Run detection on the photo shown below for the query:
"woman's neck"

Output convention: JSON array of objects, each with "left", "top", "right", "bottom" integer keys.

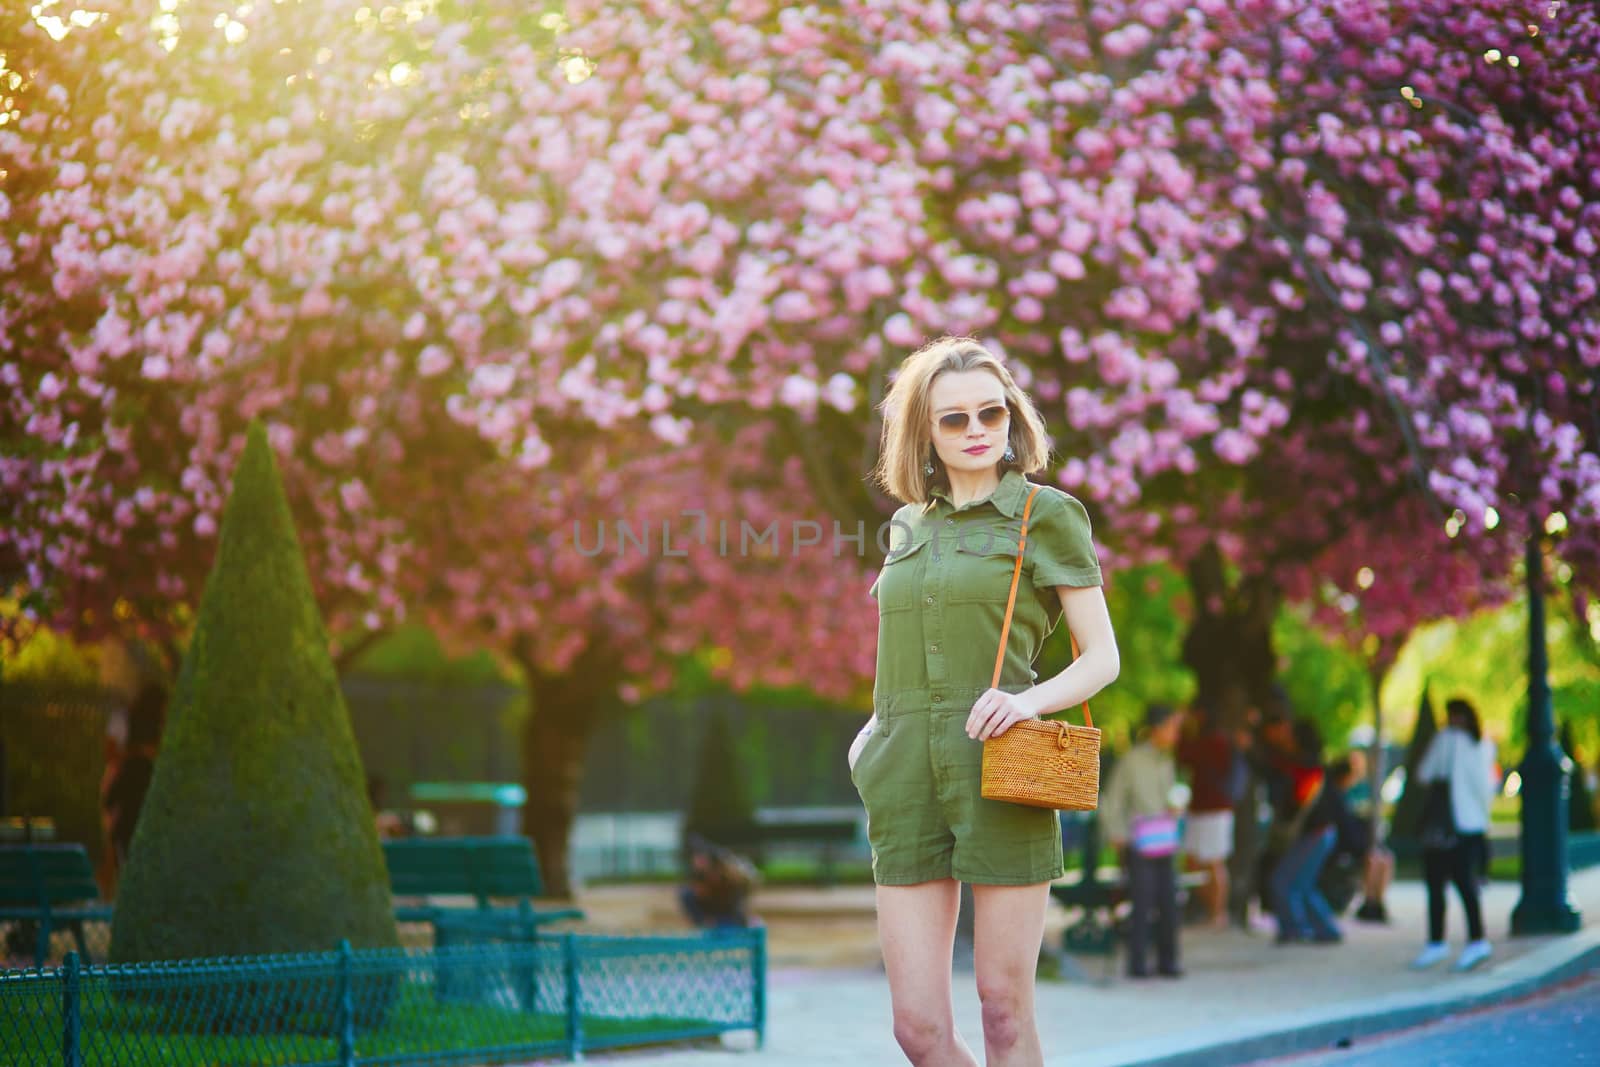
[{"left": 944, "top": 467, "right": 1001, "bottom": 509}]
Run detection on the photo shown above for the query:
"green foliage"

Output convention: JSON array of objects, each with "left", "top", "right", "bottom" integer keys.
[
  {"left": 1040, "top": 563, "right": 1194, "bottom": 751},
  {"left": 344, "top": 624, "right": 511, "bottom": 687},
  {"left": 1274, "top": 603, "right": 1374, "bottom": 751},
  {"left": 110, "top": 423, "right": 399, "bottom": 960},
  {"left": 1563, "top": 721, "right": 1597, "bottom": 832},
  {"left": 682, "top": 708, "right": 755, "bottom": 847},
  {"left": 0, "top": 682, "right": 112, "bottom": 864},
  {"left": 1385, "top": 594, "right": 1600, "bottom": 764},
  {"left": 0, "top": 613, "right": 103, "bottom": 685},
  {"left": 1037, "top": 562, "right": 1376, "bottom": 753},
  {"left": 0, "top": 614, "right": 116, "bottom": 864}
]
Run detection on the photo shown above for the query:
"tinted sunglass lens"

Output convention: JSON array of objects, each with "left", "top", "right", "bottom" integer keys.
[{"left": 938, "top": 407, "right": 1008, "bottom": 433}]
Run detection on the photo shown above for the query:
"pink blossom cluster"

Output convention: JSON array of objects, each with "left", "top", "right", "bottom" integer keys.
[
  {"left": 1087, "top": 0, "right": 1599, "bottom": 630},
  {"left": 2, "top": 0, "right": 1596, "bottom": 689},
  {"left": 401, "top": 419, "right": 878, "bottom": 703}
]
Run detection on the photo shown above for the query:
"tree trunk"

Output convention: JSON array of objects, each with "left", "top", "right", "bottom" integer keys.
[
  {"left": 519, "top": 647, "right": 614, "bottom": 900},
  {"left": 1180, "top": 542, "right": 1279, "bottom": 730},
  {"left": 1180, "top": 542, "right": 1281, "bottom": 926}
]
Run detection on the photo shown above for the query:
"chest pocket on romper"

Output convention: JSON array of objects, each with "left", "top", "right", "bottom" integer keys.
[
  {"left": 871, "top": 536, "right": 931, "bottom": 614},
  {"left": 947, "top": 527, "right": 1022, "bottom": 604}
]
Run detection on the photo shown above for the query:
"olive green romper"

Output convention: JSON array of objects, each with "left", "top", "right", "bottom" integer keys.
[{"left": 851, "top": 469, "right": 1104, "bottom": 886}]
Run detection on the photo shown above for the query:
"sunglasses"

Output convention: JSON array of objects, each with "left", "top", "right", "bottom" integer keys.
[{"left": 936, "top": 404, "right": 1009, "bottom": 435}]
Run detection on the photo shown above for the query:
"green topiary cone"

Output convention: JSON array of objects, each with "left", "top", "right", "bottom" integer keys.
[{"left": 110, "top": 421, "right": 398, "bottom": 961}]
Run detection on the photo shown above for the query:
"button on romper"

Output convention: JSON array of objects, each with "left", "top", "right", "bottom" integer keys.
[{"left": 851, "top": 469, "right": 1104, "bottom": 886}]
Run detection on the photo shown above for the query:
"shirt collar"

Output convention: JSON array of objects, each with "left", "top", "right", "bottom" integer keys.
[{"left": 921, "top": 468, "right": 1030, "bottom": 519}]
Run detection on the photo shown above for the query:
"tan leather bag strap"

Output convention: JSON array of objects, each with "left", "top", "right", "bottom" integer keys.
[{"left": 990, "top": 485, "right": 1094, "bottom": 729}]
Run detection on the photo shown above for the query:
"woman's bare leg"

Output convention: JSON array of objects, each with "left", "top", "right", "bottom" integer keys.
[
  {"left": 877, "top": 879, "right": 980, "bottom": 1067},
  {"left": 1206, "top": 859, "right": 1230, "bottom": 927},
  {"left": 972, "top": 881, "right": 1051, "bottom": 1067}
]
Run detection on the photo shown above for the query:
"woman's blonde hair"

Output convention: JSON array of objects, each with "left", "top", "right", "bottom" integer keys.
[{"left": 872, "top": 336, "right": 1052, "bottom": 504}]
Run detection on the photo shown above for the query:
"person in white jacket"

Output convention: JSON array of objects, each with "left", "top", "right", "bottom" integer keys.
[{"left": 1410, "top": 698, "right": 1497, "bottom": 972}]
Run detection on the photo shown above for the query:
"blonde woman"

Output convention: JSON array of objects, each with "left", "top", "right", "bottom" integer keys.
[{"left": 849, "top": 337, "right": 1119, "bottom": 1067}]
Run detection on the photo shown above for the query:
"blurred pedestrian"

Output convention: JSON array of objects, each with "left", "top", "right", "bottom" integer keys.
[
  {"left": 1177, "top": 700, "right": 1239, "bottom": 929},
  {"left": 1102, "top": 703, "right": 1185, "bottom": 978},
  {"left": 1247, "top": 707, "right": 1298, "bottom": 921},
  {"left": 1338, "top": 748, "right": 1396, "bottom": 923},
  {"left": 102, "top": 682, "right": 167, "bottom": 873},
  {"left": 1316, "top": 753, "right": 1388, "bottom": 917},
  {"left": 679, "top": 833, "right": 759, "bottom": 930},
  {"left": 1267, "top": 717, "right": 1341, "bottom": 945},
  {"left": 1410, "top": 698, "right": 1496, "bottom": 972},
  {"left": 367, "top": 775, "right": 407, "bottom": 839},
  {"left": 96, "top": 707, "right": 129, "bottom": 897}
]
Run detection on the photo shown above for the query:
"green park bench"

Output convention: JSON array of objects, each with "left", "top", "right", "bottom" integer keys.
[
  {"left": 1050, "top": 812, "right": 1124, "bottom": 959},
  {"left": 383, "top": 836, "right": 585, "bottom": 1008},
  {"left": 704, "top": 816, "right": 861, "bottom": 885},
  {"left": 382, "top": 835, "right": 584, "bottom": 933},
  {"left": 0, "top": 843, "right": 114, "bottom": 967}
]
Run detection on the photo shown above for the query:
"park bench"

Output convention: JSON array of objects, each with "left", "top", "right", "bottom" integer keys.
[
  {"left": 1050, "top": 812, "right": 1124, "bottom": 962},
  {"left": 382, "top": 835, "right": 584, "bottom": 936},
  {"left": 384, "top": 836, "right": 588, "bottom": 1008},
  {"left": 704, "top": 815, "right": 860, "bottom": 885},
  {"left": 0, "top": 843, "right": 114, "bottom": 967}
]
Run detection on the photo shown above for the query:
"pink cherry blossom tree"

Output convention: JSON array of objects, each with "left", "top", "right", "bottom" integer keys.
[
  {"left": 0, "top": 3, "right": 881, "bottom": 891},
  {"left": 1163, "top": 0, "right": 1599, "bottom": 716},
  {"left": 6, "top": 0, "right": 1598, "bottom": 887}
]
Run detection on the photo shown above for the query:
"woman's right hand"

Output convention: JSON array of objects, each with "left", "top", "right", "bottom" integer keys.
[{"left": 847, "top": 717, "right": 876, "bottom": 772}]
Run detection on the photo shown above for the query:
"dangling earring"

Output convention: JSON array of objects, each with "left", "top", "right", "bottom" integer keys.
[
  {"left": 923, "top": 459, "right": 936, "bottom": 476},
  {"left": 1002, "top": 442, "right": 1016, "bottom": 463}
]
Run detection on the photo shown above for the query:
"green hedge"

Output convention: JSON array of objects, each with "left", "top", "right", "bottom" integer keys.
[{"left": 110, "top": 423, "right": 398, "bottom": 961}]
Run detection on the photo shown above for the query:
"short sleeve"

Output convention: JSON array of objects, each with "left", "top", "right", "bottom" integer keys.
[
  {"left": 1028, "top": 492, "right": 1103, "bottom": 589},
  {"left": 869, "top": 505, "right": 915, "bottom": 601}
]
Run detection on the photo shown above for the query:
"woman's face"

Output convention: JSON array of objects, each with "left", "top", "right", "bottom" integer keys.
[{"left": 927, "top": 370, "right": 1011, "bottom": 477}]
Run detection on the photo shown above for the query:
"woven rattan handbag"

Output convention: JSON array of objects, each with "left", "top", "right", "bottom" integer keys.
[{"left": 978, "top": 485, "right": 1103, "bottom": 811}]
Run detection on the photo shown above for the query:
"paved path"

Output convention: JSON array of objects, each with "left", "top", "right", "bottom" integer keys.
[
  {"left": 1259, "top": 974, "right": 1600, "bottom": 1066},
  {"left": 572, "top": 866, "right": 1600, "bottom": 1066}
]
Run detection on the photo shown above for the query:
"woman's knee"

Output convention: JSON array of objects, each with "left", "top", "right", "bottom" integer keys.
[
  {"left": 891, "top": 1008, "right": 957, "bottom": 1063},
  {"left": 975, "top": 972, "right": 1032, "bottom": 1049}
]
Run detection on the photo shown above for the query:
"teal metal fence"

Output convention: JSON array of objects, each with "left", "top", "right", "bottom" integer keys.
[{"left": 0, "top": 929, "right": 765, "bottom": 1066}]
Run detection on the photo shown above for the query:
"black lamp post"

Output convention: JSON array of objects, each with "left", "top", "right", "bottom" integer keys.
[{"left": 1510, "top": 518, "right": 1581, "bottom": 935}]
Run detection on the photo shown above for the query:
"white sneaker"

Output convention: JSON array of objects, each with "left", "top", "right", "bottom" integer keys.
[
  {"left": 1454, "top": 940, "right": 1492, "bottom": 972},
  {"left": 1410, "top": 942, "right": 1449, "bottom": 969}
]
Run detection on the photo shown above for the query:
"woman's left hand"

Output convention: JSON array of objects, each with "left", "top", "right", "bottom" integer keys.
[{"left": 965, "top": 688, "right": 1036, "bottom": 741}]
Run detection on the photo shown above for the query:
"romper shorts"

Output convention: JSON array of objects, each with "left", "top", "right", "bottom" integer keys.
[{"left": 850, "top": 684, "right": 1064, "bottom": 886}]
